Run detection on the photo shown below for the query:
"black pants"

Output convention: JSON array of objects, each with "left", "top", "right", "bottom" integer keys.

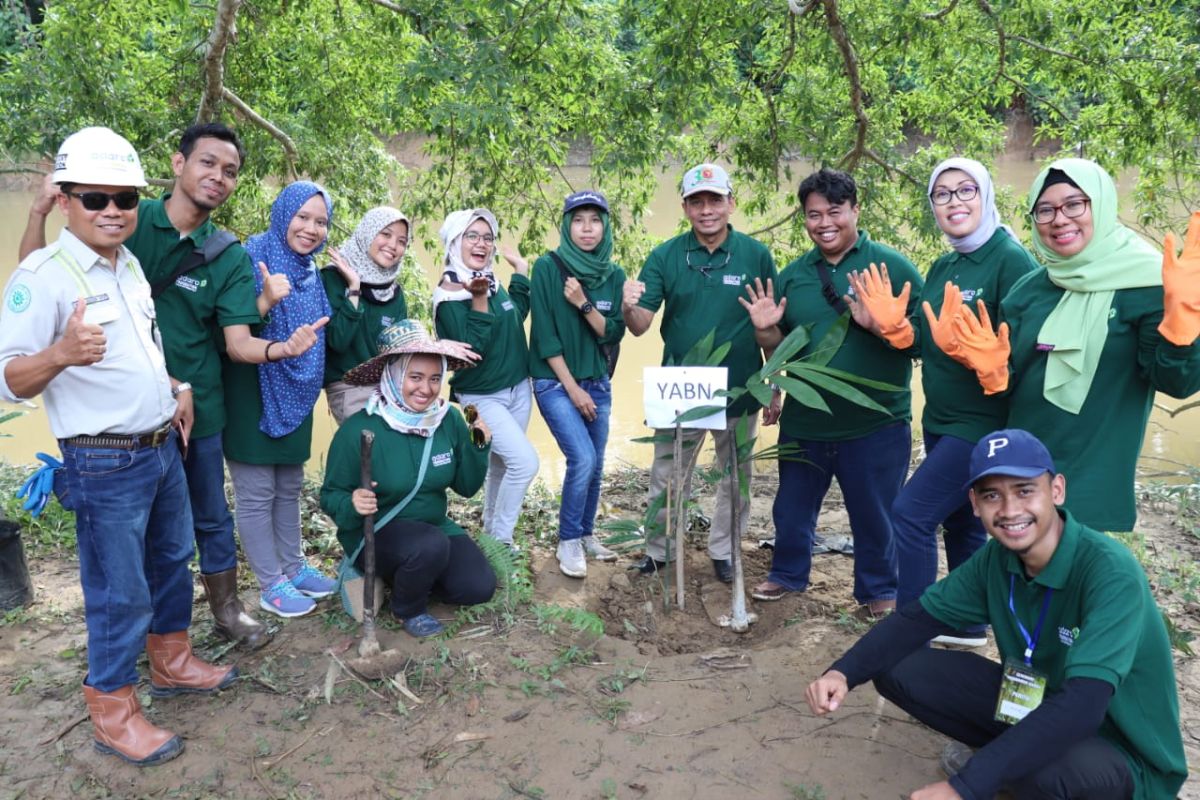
[
  {"left": 873, "top": 648, "right": 1134, "bottom": 799},
  {"left": 355, "top": 520, "right": 496, "bottom": 619}
]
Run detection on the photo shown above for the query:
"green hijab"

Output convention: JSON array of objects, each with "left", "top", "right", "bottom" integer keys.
[
  {"left": 1029, "top": 158, "right": 1162, "bottom": 413},
  {"left": 555, "top": 206, "right": 615, "bottom": 289}
]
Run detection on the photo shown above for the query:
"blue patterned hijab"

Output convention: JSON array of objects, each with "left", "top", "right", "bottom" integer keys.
[{"left": 246, "top": 181, "right": 334, "bottom": 438}]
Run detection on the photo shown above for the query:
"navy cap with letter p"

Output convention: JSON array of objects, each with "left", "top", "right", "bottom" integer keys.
[
  {"left": 563, "top": 190, "right": 610, "bottom": 215},
  {"left": 965, "top": 428, "right": 1056, "bottom": 489}
]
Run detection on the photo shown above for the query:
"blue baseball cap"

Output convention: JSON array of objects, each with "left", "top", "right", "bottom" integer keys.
[
  {"left": 965, "top": 429, "right": 1056, "bottom": 489},
  {"left": 563, "top": 190, "right": 609, "bottom": 215}
]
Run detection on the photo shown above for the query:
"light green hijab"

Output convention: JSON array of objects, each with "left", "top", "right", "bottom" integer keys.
[
  {"left": 1029, "top": 158, "right": 1162, "bottom": 413},
  {"left": 556, "top": 206, "right": 615, "bottom": 289}
]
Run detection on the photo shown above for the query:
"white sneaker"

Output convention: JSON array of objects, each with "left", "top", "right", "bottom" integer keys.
[
  {"left": 556, "top": 539, "right": 587, "bottom": 578},
  {"left": 581, "top": 535, "right": 618, "bottom": 562}
]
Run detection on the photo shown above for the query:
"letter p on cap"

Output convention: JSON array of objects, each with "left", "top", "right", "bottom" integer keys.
[{"left": 986, "top": 436, "right": 1009, "bottom": 459}]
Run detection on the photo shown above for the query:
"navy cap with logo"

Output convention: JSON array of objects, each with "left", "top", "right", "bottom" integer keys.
[
  {"left": 563, "top": 190, "right": 609, "bottom": 215},
  {"left": 965, "top": 429, "right": 1057, "bottom": 489}
]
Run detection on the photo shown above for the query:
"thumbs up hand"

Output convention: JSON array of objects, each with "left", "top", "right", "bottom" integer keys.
[
  {"left": 56, "top": 298, "right": 107, "bottom": 366},
  {"left": 258, "top": 262, "right": 291, "bottom": 311}
]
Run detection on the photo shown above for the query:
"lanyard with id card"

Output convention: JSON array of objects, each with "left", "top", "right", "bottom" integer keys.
[{"left": 994, "top": 574, "right": 1053, "bottom": 725}]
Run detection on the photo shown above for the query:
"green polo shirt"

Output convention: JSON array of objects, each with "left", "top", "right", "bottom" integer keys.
[
  {"left": 319, "top": 407, "right": 490, "bottom": 555},
  {"left": 775, "top": 231, "right": 922, "bottom": 440},
  {"left": 528, "top": 255, "right": 626, "bottom": 380},
  {"left": 220, "top": 358, "right": 313, "bottom": 465},
  {"left": 916, "top": 229, "right": 1039, "bottom": 442},
  {"left": 435, "top": 276, "right": 531, "bottom": 396},
  {"left": 636, "top": 226, "right": 776, "bottom": 417},
  {"left": 1001, "top": 271, "right": 1200, "bottom": 531},
  {"left": 320, "top": 268, "right": 408, "bottom": 385},
  {"left": 921, "top": 511, "right": 1186, "bottom": 800},
  {"left": 125, "top": 196, "right": 261, "bottom": 440}
]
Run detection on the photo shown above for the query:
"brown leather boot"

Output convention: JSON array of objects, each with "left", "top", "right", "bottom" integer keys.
[
  {"left": 83, "top": 684, "right": 182, "bottom": 766},
  {"left": 199, "top": 568, "right": 270, "bottom": 650},
  {"left": 146, "top": 631, "right": 238, "bottom": 697}
]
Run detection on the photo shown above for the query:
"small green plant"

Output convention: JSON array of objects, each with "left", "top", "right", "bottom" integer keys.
[{"left": 784, "top": 781, "right": 826, "bottom": 800}]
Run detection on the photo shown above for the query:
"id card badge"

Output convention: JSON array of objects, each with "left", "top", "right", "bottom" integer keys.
[
  {"left": 83, "top": 294, "right": 120, "bottom": 326},
  {"left": 994, "top": 656, "right": 1047, "bottom": 725}
]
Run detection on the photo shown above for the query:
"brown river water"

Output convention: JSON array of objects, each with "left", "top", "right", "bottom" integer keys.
[{"left": 1, "top": 153, "right": 1197, "bottom": 485}]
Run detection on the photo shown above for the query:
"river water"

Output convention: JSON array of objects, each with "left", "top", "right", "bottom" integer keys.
[{"left": 1, "top": 154, "right": 1197, "bottom": 484}]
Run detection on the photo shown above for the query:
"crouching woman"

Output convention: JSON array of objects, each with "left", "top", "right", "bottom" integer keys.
[{"left": 319, "top": 320, "right": 495, "bottom": 638}]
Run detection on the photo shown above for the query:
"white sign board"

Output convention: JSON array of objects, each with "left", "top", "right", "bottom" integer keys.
[{"left": 642, "top": 366, "right": 728, "bottom": 430}]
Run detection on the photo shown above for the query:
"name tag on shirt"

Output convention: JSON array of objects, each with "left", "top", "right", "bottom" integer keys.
[
  {"left": 994, "top": 657, "right": 1047, "bottom": 725},
  {"left": 596, "top": 300, "right": 613, "bottom": 312},
  {"left": 722, "top": 275, "right": 742, "bottom": 287},
  {"left": 83, "top": 295, "right": 120, "bottom": 326},
  {"left": 501, "top": 300, "right": 515, "bottom": 312},
  {"left": 432, "top": 451, "right": 453, "bottom": 467}
]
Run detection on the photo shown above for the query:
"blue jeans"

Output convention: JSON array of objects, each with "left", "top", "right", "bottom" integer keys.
[
  {"left": 55, "top": 432, "right": 195, "bottom": 692},
  {"left": 184, "top": 432, "right": 238, "bottom": 575},
  {"left": 769, "top": 423, "right": 910, "bottom": 603},
  {"left": 893, "top": 432, "right": 987, "bottom": 608},
  {"left": 533, "top": 377, "right": 612, "bottom": 541}
]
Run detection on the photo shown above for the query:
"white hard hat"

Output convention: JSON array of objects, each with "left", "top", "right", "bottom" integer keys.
[{"left": 53, "top": 127, "right": 147, "bottom": 188}]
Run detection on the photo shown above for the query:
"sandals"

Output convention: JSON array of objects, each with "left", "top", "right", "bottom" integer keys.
[
  {"left": 751, "top": 581, "right": 793, "bottom": 601},
  {"left": 403, "top": 613, "right": 445, "bottom": 638}
]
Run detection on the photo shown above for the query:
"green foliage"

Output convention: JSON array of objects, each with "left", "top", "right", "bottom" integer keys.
[{"left": 0, "top": 461, "right": 75, "bottom": 554}]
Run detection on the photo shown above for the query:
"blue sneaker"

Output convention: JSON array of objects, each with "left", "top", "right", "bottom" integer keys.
[
  {"left": 259, "top": 577, "right": 316, "bottom": 618},
  {"left": 289, "top": 564, "right": 337, "bottom": 599},
  {"left": 403, "top": 613, "right": 444, "bottom": 638}
]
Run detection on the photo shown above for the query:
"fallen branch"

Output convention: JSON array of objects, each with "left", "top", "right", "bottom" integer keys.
[
  {"left": 258, "top": 724, "right": 337, "bottom": 769},
  {"left": 39, "top": 712, "right": 88, "bottom": 746}
]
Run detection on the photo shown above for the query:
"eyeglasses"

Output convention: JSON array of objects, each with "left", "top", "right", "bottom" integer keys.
[
  {"left": 929, "top": 185, "right": 979, "bottom": 206},
  {"left": 685, "top": 247, "right": 732, "bottom": 278},
  {"left": 463, "top": 232, "right": 495, "bottom": 246},
  {"left": 1031, "top": 197, "right": 1091, "bottom": 225},
  {"left": 463, "top": 404, "right": 486, "bottom": 447},
  {"left": 66, "top": 190, "right": 140, "bottom": 211}
]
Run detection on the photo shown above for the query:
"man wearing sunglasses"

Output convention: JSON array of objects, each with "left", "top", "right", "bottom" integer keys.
[
  {"left": 20, "top": 123, "right": 326, "bottom": 651},
  {"left": 623, "top": 162, "right": 778, "bottom": 584},
  {"left": 0, "top": 127, "right": 237, "bottom": 766}
]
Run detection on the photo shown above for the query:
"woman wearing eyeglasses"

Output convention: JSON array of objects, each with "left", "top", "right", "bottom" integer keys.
[
  {"left": 433, "top": 209, "right": 538, "bottom": 550},
  {"left": 847, "top": 158, "right": 1038, "bottom": 643},
  {"left": 319, "top": 320, "right": 493, "bottom": 638},
  {"left": 938, "top": 158, "right": 1200, "bottom": 533},
  {"left": 222, "top": 181, "right": 337, "bottom": 618},
  {"left": 321, "top": 207, "right": 413, "bottom": 424}
]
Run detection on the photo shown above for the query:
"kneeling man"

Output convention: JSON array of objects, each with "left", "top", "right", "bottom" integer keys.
[{"left": 805, "top": 429, "right": 1186, "bottom": 799}]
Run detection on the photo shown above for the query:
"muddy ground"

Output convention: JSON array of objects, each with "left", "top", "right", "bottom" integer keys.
[{"left": 1, "top": 466, "right": 1197, "bottom": 800}]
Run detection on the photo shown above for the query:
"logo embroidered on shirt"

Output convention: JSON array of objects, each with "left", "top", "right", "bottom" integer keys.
[
  {"left": 432, "top": 451, "right": 453, "bottom": 467},
  {"left": 722, "top": 274, "right": 742, "bottom": 286},
  {"left": 175, "top": 276, "right": 202, "bottom": 292},
  {"left": 381, "top": 316, "right": 394, "bottom": 328},
  {"left": 961, "top": 288, "right": 983, "bottom": 303},
  {"left": 502, "top": 300, "right": 515, "bottom": 311},
  {"left": 6, "top": 283, "right": 32, "bottom": 313},
  {"left": 1057, "top": 626, "right": 1079, "bottom": 647},
  {"left": 596, "top": 300, "right": 613, "bottom": 312}
]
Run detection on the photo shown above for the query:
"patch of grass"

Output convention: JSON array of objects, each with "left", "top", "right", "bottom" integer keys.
[
  {"left": 784, "top": 782, "right": 826, "bottom": 800},
  {"left": 0, "top": 461, "right": 77, "bottom": 556}
]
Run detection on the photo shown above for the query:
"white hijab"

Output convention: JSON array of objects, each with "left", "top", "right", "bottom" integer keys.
[
  {"left": 927, "top": 157, "right": 1015, "bottom": 253},
  {"left": 430, "top": 208, "right": 499, "bottom": 320}
]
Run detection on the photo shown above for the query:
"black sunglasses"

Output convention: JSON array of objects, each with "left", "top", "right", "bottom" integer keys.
[
  {"left": 66, "top": 190, "right": 140, "bottom": 211},
  {"left": 462, "top": 404, "right": 487, "bottom": 447}
]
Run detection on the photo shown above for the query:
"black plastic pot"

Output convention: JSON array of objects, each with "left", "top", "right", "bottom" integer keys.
[{"left": 0, "top": 518, "right": 33, "bottom": 610}]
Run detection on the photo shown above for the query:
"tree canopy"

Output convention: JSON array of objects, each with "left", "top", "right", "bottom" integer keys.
[{"left": 2, "top": 0, "right": 1198, "bottom": 268}]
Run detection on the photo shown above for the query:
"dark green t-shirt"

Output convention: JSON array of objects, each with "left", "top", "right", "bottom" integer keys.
[
  {"left": 921, "top": 511, "right": 1187, "bottom": 800},
  {"left": 917, "top": 230, "right": 1039, "bottom": 442},
  {"left": 320, "top": 267, "right": 408, "bottom": 385},
  {"left": 527, "top": 255, "right": 626, "bottom": 381},
  {"left": 435, "top": 276, "right": 531, "bottom": 396},
  {"left": 1001, "top": 271, "right": 1200, "bottom": 531},
  {"left": 636, "top": 226, "right": 776, "bottom": 417},
  {"left": 319, "top": 407, "right": 490, "bottom": 555},
  {"left": 220, "top": 356, "right": 313, "bottom": 465},
  {"left": 125, "top": 196, "right": 261, "bottom": 440},
  {"left": 776, "top": 231, "right": 922, "bottom": 441}
]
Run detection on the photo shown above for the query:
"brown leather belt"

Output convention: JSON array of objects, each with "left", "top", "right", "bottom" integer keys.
[{"left": 63, "top": 423, "right": 173, "bottom": 450}]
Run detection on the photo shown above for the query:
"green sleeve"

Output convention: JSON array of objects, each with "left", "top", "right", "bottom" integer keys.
[
  {"left": 447, "top": 409, "right": 490, "bottom": 498},
  {"left": 214, "top": 249, "right": 262, "bottom": 327},
  {"left": 322, "top": 268, "right": 366, "bottom": 353},
  {"left": 436, "top": 298, "right": 496, "bottom": 356},
  {"left": 1062, "top": 554, "right": 1146, "bottom": 688},
  {"left": 897, "top": 257, "right": 925, "bottom": 357},
  {"left": 529, "top": 257, "right": 565, "bottom": 361},
  {"left": 599, "top": 268, "right": 627, "bottom": 345},
  {"left": 919, "top": 544, "right": 993, "bottom": 630},
  {"left": 1136, "top": 293, "right": 1200, "bottom": 399},
  {"left": 508, "top": 273, "right": 532, "bottom": 320},
  {"left": 636, "top": 247, "right": 666, "bottom": 313},
  {"left": 319, "top": 419, "right": 365, "bottom": 536}
]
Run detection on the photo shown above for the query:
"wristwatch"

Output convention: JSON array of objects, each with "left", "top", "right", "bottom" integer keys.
[
  {"left": 172, "top": 382, "right": 193, "bottom": 397},
  {"left": 579, "top": 301, "right": 594, "bottom": 314},
  {"left": 347, "top": 289, "right": 361, "bottom": 298}
]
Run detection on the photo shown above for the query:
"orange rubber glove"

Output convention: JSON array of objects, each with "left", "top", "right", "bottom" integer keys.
[
  {"left": 921, "top": 282, "right": 969, "bottom": 365},
  {"left": 953, "top": 300, "right": 1010, "bottom": 395},
  {"left": 853, "top": 262, "right": 913, "bottom": 349},
  {"left": 1159, "top": 211, "right": 1200, "bottom": 346}
]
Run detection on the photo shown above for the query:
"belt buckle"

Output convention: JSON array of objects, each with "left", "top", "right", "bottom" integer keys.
[{"left": 149, "top": 425, "right": 171, "bottom": 447}]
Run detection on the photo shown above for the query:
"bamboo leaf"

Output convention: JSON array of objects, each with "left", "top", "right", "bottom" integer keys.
[{"left": 772, "top": 375, "right": 831, "bottom": 415}]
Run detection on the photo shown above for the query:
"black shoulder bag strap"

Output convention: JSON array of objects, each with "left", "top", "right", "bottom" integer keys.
[
  {"left": 150, "top": 230, "right": 239, "bottom": 298},
  {"left": 814, "top": 261, "right": 850, "bottom": 316},
  {"left": 547, "top": 251, "right": 620, "bottom": 378}
]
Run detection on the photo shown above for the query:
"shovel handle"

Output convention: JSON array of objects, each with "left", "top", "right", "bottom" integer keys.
[{"left": 359, "top": 430, "right": 377, "bottom": 635}]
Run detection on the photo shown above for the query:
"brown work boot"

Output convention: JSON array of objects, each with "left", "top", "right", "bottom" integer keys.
[
  {"left": 199, "top": 568, "right": 271, "bottom": 650},
  {"left": 83, "top": 684, "right": 183, "bottom": 766},
  {"left": 146, "top": 631, "right": 238, "bottom": 697}
]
